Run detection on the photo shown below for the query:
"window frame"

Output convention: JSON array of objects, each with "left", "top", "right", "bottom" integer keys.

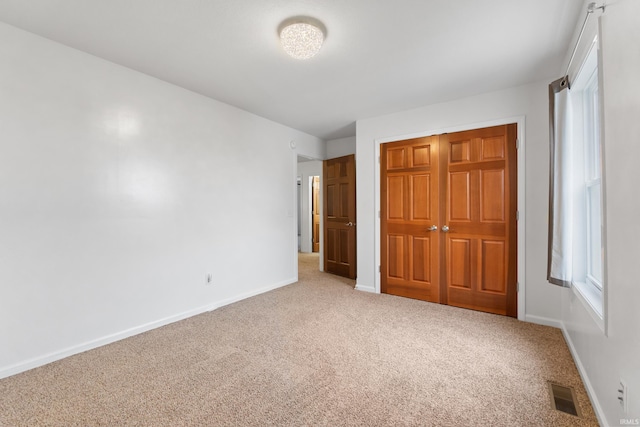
[
  {"left": 570, "top": 35, "right": 605, "bottom": 326},
  {"left": 582, "top": 62, "right": 603, "bottom": 292}
]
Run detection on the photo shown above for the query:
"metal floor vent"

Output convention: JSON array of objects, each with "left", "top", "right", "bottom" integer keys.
[{"left": 548, "top": 382, "right": 581, "bottom": 417}]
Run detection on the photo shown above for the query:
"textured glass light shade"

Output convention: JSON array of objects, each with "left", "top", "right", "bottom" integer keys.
[{"left": 279, "top": 22, "right": 324, "bottom": 60}]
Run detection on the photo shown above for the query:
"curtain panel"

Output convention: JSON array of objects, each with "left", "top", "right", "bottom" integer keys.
[{"left": 547, "top": 77, "right": 573, "bottom": 287}]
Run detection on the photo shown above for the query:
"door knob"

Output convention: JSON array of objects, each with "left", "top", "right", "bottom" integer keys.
[
  {"left": 345, "top": 222, "right": 356, "bottom": 227},
  {"left": 442, "top": 225, "right": 450, "bottom": 232},
  {"left": 427, "top": 225, "right": 438, "bottom": 231}
]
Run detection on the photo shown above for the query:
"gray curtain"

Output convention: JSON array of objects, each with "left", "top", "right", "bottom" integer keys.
[{"left": 547, "top": 76, "right": 573, "bottom": 287}]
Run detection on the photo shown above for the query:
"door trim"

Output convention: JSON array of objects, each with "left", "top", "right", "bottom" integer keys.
[{"left": 372, "top": 116, "right": 526, "bottom": 321}]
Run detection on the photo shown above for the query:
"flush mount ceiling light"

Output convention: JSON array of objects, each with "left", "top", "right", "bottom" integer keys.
[{"left": 279, "top": 18, "right": 325, "bottom": 60}]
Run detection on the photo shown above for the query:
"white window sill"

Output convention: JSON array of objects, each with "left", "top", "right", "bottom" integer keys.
[{"left": 572, "top": 280, "right": 605, "bottom": 332}]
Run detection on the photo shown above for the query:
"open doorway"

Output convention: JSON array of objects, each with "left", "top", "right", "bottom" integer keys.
[{"left": 297, "top": 155, "right": 323, "bottom": 273}]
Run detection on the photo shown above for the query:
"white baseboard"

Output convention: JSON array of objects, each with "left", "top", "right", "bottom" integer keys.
[
  {"left": 354, "top": 283, "right": 376, "bottom": 293},
  {"left": 560, "top": 322, "right": 607, "bottom": 426},
  {"left": 206, "top": 277, "right": 297, "bottom": 311},
  {"left": 0, "top": 277, "right": 297, "bottom": 380},
  {"left": 524, "top": 314, "right": 562, "bottom": 328},
  {"left": 0, "top": 304, "right": 213, "bottom": 380}
]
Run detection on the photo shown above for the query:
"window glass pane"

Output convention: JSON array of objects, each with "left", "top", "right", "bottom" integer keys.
[
  {"left": 587, "top": 182, "right": 603, "bottom": 286},
  {"left": 585, "top": 70, "right": 600, "bottom": 181},
  {"left": 592, "top": 85, "right": 600, "bottom": 178}
]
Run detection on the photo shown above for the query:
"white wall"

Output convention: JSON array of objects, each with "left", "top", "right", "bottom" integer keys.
[
  {"left": 0, "top": 22, "right": 324, "bottom": 378},
  {"left": 560, "top": 1, "right": 640, "bottom": 425},
  {"left": 296, "top": 160, "right": 322, "bottom": 259},
  {"left": 356, "top": 80, "right": 558, "bottom": 323},
  {"left": 326, "top": 136, "right": 356, "bottom": 159}
]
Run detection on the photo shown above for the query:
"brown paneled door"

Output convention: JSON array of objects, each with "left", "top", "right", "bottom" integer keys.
[
  {"left": 381, "top": 124, "right": 517, "bottom": 317},
  {"left": 441, "top": 125, "right": 517, "bottom": 316},
  {"left": 381, "top": 136, "right": 441, "bottom": 302},
  {"left": 324, "top": 155, "right": 356, "bottom": 279},
  {"left": 312, "top": 176, "right": 320, "bottom": 253}
]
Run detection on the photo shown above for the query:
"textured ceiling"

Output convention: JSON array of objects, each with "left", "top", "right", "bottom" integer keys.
[{"left": 0, "top": 0, "right": 583, "bottom": 140}]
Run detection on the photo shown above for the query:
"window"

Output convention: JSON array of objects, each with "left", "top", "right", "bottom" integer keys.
[
  {"left": 584, "top": 69, "right": 603, "bottom": 291},
  {"left": 570, "top": 37, "right": 604, "bottom": 318}
]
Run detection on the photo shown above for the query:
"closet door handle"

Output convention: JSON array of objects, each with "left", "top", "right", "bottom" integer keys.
[
  {"left": 442, "top": 225, "right": 450, "bottom": 232},
  {"left": 427, "top": 225, "right": 438, "bottom": 231}
]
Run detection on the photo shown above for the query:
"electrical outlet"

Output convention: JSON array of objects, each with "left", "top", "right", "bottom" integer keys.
[
  {"left": 618, "top": 379, "right": 628, "bottom": 414},
  {"left": 206, "top": 273, "right": 213, "bottom": 285}
]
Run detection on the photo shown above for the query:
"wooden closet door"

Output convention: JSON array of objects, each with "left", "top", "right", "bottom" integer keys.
[
  {"left": 380, "top": 125, "right": 517, "bottom": 317},
  {"left": 381, "top": 137, "right": 440, "bottom": 302},
  {"left": 440, "top": 124, "right": 517, "bottom": 317}
]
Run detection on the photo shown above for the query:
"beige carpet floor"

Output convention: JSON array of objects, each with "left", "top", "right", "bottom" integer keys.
[{"left": 0, "top": 253, "right": 598, "bottom": 426}]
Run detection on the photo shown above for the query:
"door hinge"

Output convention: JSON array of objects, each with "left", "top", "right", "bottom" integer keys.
[
  {"left": 378, "top": 265, "right": 381, "bottom": 273},
  {"left": 516, "top": 210, "right": 520, "bottom": 221},
  {"left": 378, "top": 156, "right": 381, "bottom": 163},
  {"left": 378, "top": 210, "right": 381, "bottom": 218},
  {"left": 515, "top": 138, "right": 520, "bottom": 150},
  {"left": 517, "top": 282, "right": 520, "bottom": 292}
]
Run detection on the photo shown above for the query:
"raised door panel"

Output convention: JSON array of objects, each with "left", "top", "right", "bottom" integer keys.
[
  {"left": 326, "top": 229, "right": 337, "bottom": 262},
  {"left": 480, "top": 240, "right": 506, "bottom": 293},
  {"left": 326, "top": 163, "right": 338, "bottom": 180},
  {"left": 481, "top": 136, "right": 505, "bottom": 161},
  {"left": 339, "top": 183, "right": 350, "bottom": 218},
  {"left": 412, "top": 237, "right": 432, "bottom": 283},
  {"left": 448, "top": 238, "right": 471, "bottom": 289},
  {"left": 412, "top": 145, "right": 431, "bottom": 167},
  {"left": 449, "top": 172, "right": 471, "bottom": 221},
  {"left": 450, "top": 140, "right": 470, "bottom": 163},
  {"left": 313, "top": 222, "right": 320, "bottom": 252},
  {"left": 410, "top": 174, "right": 431, "bottom": 221},
  {"left": 326, "top": 184, "right": 336, "bottom": 218},
  {"left": 387, "top": 148, "right": 406, "bottom": 170},
  {"left": 387, "top": 235, "right": 406, "bottom": 280},
  {"left": 339, "top": 229, "right": 351, "bottom": 264},
  {"left": 387, "top": 176, "right": 405, "bottom": 220},
  {"left": 480, "top": 169, "right": 505, "bottom": 222}
]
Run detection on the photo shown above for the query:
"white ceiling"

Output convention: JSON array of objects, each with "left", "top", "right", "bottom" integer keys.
[{"left": 0, "top": 0, "right": 582, "bottom": 140}]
